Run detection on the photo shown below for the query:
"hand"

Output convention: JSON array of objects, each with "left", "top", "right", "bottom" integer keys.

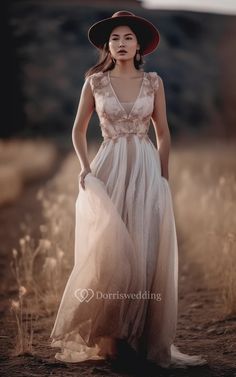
[
  {"left": 79, "top": 167, "right": 91, "bottom": 190},
  {"left": 161, "top": 167, "right": 169, "bottom": 182}
]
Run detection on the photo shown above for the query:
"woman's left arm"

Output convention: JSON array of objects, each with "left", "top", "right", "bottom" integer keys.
[{"left": 151, "top": 75, "right": 171, "bottom": 181}]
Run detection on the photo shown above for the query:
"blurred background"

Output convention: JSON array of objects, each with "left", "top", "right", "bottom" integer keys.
[
  {"left": 0, "top": 1, "right": 236, "bottom": 375},
  {"left": 2, "top": 0, "right": 236, "bottom": 142}
]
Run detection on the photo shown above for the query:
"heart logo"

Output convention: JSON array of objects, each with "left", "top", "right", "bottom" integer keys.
[{"left": 74, "top": 288, "right": 94, "bottom": 302}]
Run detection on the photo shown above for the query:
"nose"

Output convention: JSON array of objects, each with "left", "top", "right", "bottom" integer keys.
[{"left": 119, "top": 40, "right": 125, "bottom": 46}]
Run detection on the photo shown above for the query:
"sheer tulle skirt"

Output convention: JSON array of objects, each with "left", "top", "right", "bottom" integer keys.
[{"left": 50, "top": 136, "right": 207, "bottom": 367}]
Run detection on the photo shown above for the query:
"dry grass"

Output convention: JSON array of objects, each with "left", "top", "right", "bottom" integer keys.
[
  {"left": 8, "top": 141, "right": 98, "bottom": 354},
  {"left": 10, "top": 285, "right": 35, "bottom": 356},
  {"left": 170, "top": 140, "right": 236, "bottom": 315},
  {"left": 0, "top": 138, "right": 58, "bottom": 206}
]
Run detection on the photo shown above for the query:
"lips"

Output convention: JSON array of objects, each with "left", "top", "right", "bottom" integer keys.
[{"left": 117, "top": 50, "right": 127, "bottom": 53}]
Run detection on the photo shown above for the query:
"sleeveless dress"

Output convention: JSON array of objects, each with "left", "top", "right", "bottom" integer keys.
[{"left": 50, "top": 71, "right": 207, "bottom": 368}]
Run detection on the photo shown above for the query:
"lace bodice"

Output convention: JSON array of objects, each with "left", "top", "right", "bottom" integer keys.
[{"left": 87, "top": 71, "right": 160, "bottom": 143}]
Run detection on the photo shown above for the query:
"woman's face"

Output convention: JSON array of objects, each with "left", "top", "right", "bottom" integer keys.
[{"left": 108, "top": 25, "right": 140, "bottom": 61}]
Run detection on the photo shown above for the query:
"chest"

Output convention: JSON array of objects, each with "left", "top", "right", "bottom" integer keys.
[{"left": 93, "top": 72, "right": 155, "bottom": 120}]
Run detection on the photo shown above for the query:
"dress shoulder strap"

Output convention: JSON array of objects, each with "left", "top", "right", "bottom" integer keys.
[
  {"left": 87, "top": 72, "right": 106, "bottom": 94},
  {"left": 147, "top": 72, "right": 160, "bottom": 93}
]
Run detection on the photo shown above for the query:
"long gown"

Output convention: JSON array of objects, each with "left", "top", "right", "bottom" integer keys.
[{"left": 49, "top": 70, "right": 207, "bottom": 368}]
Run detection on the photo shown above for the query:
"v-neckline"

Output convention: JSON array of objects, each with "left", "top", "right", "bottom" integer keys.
[{"left": 108, "top": 70, "right": 145, "bottom": 117}]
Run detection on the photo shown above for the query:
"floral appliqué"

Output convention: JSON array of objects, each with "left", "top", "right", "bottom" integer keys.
[{"left": 88, "top": 71, "right": 160, "bottom": 145}]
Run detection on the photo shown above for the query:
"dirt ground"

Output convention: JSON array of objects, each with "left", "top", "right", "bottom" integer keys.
[{"left": 0, "top": 147, "right": 236, "bottom": 377}]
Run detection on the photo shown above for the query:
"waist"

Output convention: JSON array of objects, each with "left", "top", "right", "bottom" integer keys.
[{"left": 102, "top": 131, "right": 150, "bottom": 143}]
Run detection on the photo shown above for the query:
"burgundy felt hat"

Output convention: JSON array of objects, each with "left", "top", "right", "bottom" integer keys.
[{"left": 88, "top": 10, "right": 160, "bottom": 55}]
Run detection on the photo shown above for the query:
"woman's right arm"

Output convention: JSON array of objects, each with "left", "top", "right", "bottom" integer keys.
[{"left": 72, "top": 77, "right": 95, "bottom": 189}]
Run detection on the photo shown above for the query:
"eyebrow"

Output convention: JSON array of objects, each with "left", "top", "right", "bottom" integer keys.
[{"left": 111, "top": 33, "right": 134, "bottom": 36}]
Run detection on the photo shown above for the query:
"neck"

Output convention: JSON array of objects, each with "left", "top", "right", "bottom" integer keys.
[{"left": 110, "top": 60, "right": 140, "bottom": 77}]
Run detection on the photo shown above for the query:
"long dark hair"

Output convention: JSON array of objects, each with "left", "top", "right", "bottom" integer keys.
[{"left": 85, "top": 25, "right": 145, "bottom": 79}]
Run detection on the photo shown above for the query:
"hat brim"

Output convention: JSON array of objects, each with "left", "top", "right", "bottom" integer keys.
[{"left": 88, "top": 15, "right": 160, "bottom": 55}]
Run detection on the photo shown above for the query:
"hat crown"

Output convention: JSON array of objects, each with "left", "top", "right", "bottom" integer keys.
[{"left": 112, "top": 11, "right": 135, "bottom": 18}]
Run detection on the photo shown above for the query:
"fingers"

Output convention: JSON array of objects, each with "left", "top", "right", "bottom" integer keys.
[
  {"left": 80, "top": 177, "right": 85, "bottom": 190},
  {"left": 79, "top": 170, "right": 91, "bottom": 190},
  {"left": 79, "top": 174, "right": 86, "bottom": 190}
]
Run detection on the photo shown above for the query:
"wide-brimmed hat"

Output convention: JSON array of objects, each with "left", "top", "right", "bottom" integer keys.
[{"left": 88, "top": 10, "right": 160, "bottom": 55}]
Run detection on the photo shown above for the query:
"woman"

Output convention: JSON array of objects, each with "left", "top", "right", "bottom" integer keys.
[{"left": 50, "top": 10, "right": 207, "bottom": 368}]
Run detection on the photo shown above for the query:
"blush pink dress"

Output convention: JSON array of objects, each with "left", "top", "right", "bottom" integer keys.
[{"left": 50, "top": 70, "right": 207, "bottom": 368}]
